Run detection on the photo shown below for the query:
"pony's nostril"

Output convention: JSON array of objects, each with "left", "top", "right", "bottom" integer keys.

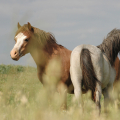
[
  {"left": 14, "top": 51, "right": 17, "bottom": 55},
  {"left": 13, "top": 51, "right": 18, "bottom": 56}
]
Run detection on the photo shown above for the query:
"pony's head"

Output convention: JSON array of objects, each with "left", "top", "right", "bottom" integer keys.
[
  {"left": 10, "top": 22, "right": 36, "bottom": 61},
  {"left": 10, "top": 22, "right": 58, "bottom": 61}
]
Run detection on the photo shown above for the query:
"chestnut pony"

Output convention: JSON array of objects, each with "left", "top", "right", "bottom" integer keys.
[
  {"left": 10, "top": 22, "right": 73, "bottom": 109},
  {"left": 10, "top": 22, "right": 120, "bottom": 109}
]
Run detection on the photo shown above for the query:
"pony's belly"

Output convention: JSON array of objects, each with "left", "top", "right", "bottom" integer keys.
[
  {"left": 101, "top": 54, "right": 110, "bottom": 89},
  {"left": 101, "top": 69, "right": 110, "bottom": 89},
  {"left": 101, "top": 71, "right": 115, "bottom": 89},
  {"left": 101, "top": 64, "right": 116, "bottom": 89},
  {"left": 101, "top": 78, "right": 109, "bottom": 89}
]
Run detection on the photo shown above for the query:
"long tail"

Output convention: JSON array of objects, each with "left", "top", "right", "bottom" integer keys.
[{"left": 80, "top": 48, "right": 100, "bottom": 100}]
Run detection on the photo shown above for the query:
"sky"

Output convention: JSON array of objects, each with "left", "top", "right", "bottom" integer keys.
[{"left": 1, "top": 0, "right": 120, "bottom": 67}]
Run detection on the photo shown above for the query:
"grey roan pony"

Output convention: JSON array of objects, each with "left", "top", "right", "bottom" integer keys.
[{"left": 70, "top": 29, "right": 120, "bottom": 113}]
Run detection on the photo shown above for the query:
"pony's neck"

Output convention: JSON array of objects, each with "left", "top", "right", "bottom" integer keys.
[
  {"left": 43, "top": 43, "right": 62, "bottom": 55},
  {"left": 30, "top": 47, "right": 47, "bottom": 67},
  {"left": 31, "top": 27, "right": 63, "bottom": 67},
  {"left": 30, "top": 43, "right": 61, "bottom": 67}
]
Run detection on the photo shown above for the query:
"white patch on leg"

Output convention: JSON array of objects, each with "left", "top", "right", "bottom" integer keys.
[
  {"left": 96, "top": 91, "right": 99, "bottom": 102},
  {"left": 14, "top": 32, "right": 27, "bottom": 50},
  {"left": 74, "top": 88, "right": 81, "bottom": 100}
]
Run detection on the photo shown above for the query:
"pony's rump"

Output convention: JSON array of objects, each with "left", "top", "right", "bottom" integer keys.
[{"left": 80, "top": 48, "right": 100, "bottom": 100}]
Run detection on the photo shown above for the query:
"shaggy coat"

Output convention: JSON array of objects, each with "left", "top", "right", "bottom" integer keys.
[{"left": 70, "top": 29, "right": 120, "bottom": 113}]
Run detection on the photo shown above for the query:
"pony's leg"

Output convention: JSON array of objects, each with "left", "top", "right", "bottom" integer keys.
[
  {"left": 70, "top": 68, "right": 82, "bottom": 108},
  {"left": 95, "top": 82, "right": 102, "bottom": 115},
  {"left": 57, "top": 82, "right": 67, "bottom": 110},
  {"left": 102, "top": 87, "right": 109, "bottom": 112},
  {"left": 103, "top": 84, "right": 113, "bottom": 112},
  {"left": 74, "top": 82, "right": 83, "bottom": 110},
  {"left": 70, "top": 50, "right": 83, "bottom": 108},
  {"left": 74, "top": 84, "right": 82, "bottom": 106}
]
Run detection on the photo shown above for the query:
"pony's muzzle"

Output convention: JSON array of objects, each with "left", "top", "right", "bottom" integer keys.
[{"left": 10, "top": 49, "right": 20, "bottom": 61}]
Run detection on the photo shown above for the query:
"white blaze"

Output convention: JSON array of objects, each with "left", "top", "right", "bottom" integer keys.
[{"left": 14, "top": 32, "right": 27, "bottom": 50}]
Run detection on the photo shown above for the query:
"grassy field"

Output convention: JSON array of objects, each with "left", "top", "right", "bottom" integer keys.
[{"left": 0, "top": 64, "right": 120, "bottom": 120}]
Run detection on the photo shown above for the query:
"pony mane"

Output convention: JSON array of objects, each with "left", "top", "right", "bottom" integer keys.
[
  {"left": 34, "top": 28, "right": 63, "bottom": 49},
  {"left": 97, "top": 28, "right": 120, "bottom": 66}
]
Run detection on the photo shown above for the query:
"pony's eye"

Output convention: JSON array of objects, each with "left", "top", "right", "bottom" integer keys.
[{"left": 25, "top": 39, "right": 29, "bottom": 42}]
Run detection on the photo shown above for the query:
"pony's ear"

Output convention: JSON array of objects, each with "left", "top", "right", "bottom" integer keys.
[
  {"left": 17, "top": 22, "right": 21, "bottom": 29},
  {"left": 28, "top": 22, "right": 34, "bottom": 32}
]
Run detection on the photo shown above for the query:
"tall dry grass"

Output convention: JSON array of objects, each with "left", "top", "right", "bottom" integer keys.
[{"left": 0, "top": 64, "right": 120, "bottom": 120}]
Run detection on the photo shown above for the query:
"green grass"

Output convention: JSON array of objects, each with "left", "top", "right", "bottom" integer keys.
[{"left": 0, "top": 64, "right": 120, "bottom": 120}]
